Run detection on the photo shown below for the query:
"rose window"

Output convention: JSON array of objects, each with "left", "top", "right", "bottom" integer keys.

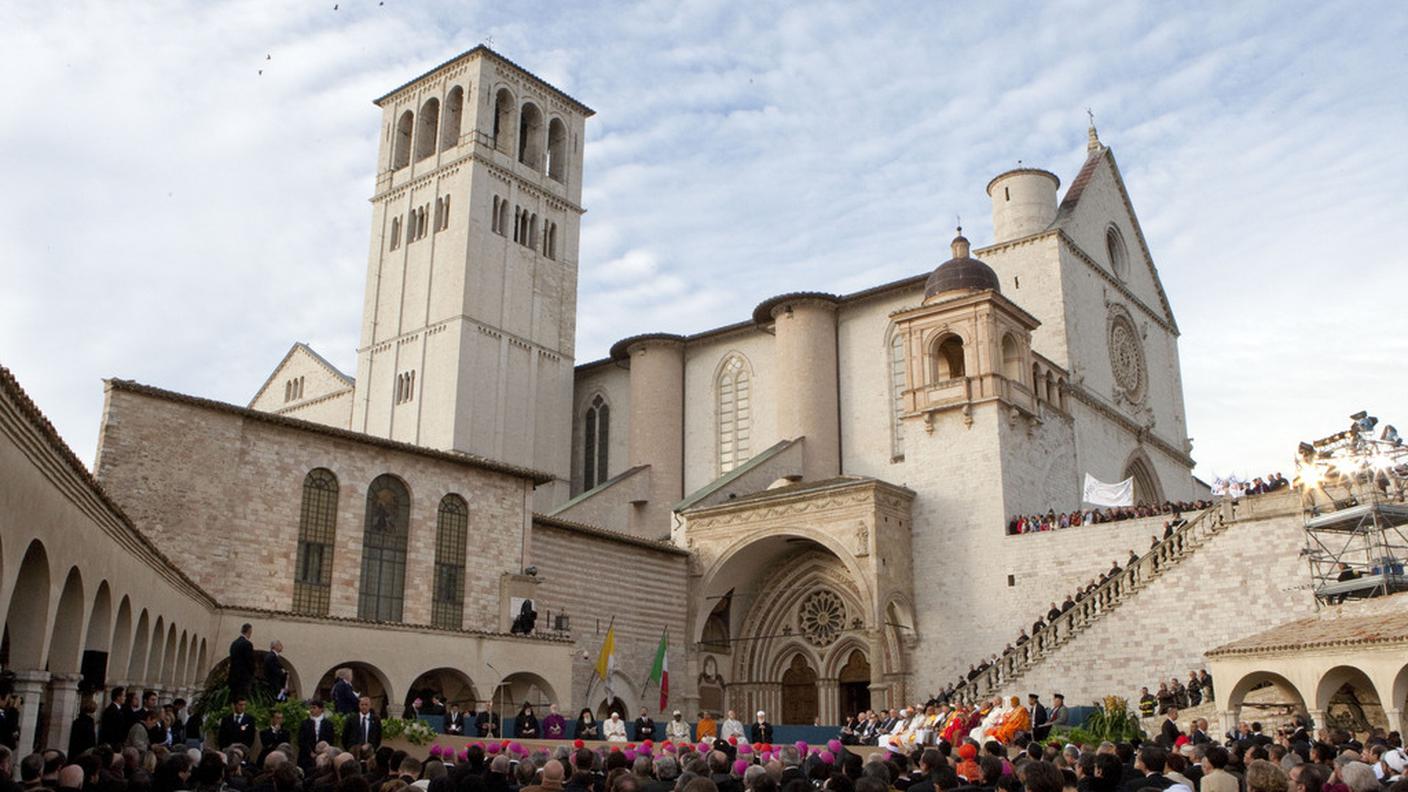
[
  {"left": 798, "top": 589, "right": 846, "bottom": 647},
  {"left": 1108, "top": 314, "right": 1146, "bottom": 403}
]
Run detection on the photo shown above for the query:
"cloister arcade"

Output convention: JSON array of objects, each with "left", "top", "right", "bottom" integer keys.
[{"left": 1207, "top": 608, "right": 1408, "bottom": 736}]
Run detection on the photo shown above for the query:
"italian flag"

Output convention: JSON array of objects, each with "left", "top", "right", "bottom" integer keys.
[{"left": 648, "top": 629, "right": 669, "bottom": 710}]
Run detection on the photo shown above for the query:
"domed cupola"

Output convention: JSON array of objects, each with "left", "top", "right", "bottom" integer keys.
[{"left": 923, "top": 229, "right": 1001, "bottom": 302}]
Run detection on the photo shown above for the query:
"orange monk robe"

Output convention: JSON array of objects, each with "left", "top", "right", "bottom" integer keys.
[
  {"left": 697, "top": 715, "right": 717, "bottom": 740},
  {"left": 992, "top": 705, "right": 1030, "bottom": 744}
]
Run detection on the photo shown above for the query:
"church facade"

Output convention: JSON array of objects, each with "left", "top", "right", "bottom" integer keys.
[
  {"left": 248, "top": 47, "right": 1201, "bottom": 721},
  {"left": 0, "top": 45, "right": 1209, "bottom": 749}
]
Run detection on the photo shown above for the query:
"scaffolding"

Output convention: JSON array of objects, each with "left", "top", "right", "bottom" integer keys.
[{"left": 1298, "top": 415, "right": 1408, "bottom": 606}]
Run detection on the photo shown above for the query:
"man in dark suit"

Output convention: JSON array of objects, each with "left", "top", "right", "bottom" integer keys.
[
  {"left": 218, "top": 697, "right": 257, "bottom": 749},
  {"left": 475, "top": 703, "right": 500, "bottom": 738},
  {"left": 297, "top": 700, "right": 336, "bottom": 770},
  {"left": 99, "top": 687, "right": 127, "bottom": 747},
  {"left": 256, "top": 710, "right": 290, "bottom": 766},
  {"left": 331, "top": 669, "right": 359, "bottom": 715},
  {"left": 1028, "top": 695, "right": 1049, "bottom": 741},
  {"left": 444, "top": 704, "right": 465, "bottom": 736},
  {"left": 1159, "top": 708, "right": 1181, "bottom": 749},
  {"left": 343, "top": 696, "right": 381, "bottom": 749},
  {"left": 1121, "top": 746, "right": 1175, "bottom": 792},
  {"left": 263, "top": 641, "right": 288, "bottom": 701},
  {"left": 228, "top": 624, "right": 256, "bottom": 699}
]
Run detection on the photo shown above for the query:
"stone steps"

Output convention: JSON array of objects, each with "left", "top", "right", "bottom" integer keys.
[{"left": 953, "top": 505, "right": 1233, "bottom": 702}]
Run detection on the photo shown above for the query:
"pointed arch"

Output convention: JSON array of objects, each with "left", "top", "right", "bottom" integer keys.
[
  {"left": 440, "top": 86, "right": 464, "bottom": 152},
  {"left": 359, "top": 474, "right": 411, "bottom": 622},
  {"left": 1122, "top": 449, "right": 1163, "bottom": 506},
  {"left": 175, "top": 632, "right": 189, "bottom": 689},
  {"left": 161, "top": 623, "right": 178, "bottom": 684},
  {"left": 583, "top": 393, "right": 611, "bottom": 490},
  {"left": 716, "top": 353, "right": 754, "bottom": 474}
]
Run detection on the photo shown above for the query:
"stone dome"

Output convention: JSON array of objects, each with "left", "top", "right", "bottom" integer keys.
[{"left": 924, "top": 231, "right": 1001, "bottom": 299}]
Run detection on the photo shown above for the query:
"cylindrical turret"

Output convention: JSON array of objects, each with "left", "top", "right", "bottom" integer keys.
[
  {"left": 613, "top": 334, "right": 685, "bottom": 537},
  {"left": 987, "top": 168, "right": 1060, "bottom": 244},
  {"left": 756, "top": 294, "right": 840, "bottom": 480}
]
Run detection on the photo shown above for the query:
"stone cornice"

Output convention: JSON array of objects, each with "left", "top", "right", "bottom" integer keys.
[
  {"left": 682, "top": 477, "right": 915, "bottom": 529},
  {"left": 270, "top": 387, "right": 354, "bottom": 416},
  {"left": 1056, "top": 232, "right": 1178, "bottom": 337},
  {"left": 224, "top": 605, "right": 574, "bottom": 643},
  {"left": 360, "top": 314, "right": 571, "bottom": 364},
  {"left": 1065, "top": 383, "right": 1194, "bottom": 467},
  {"left": 1206, "top": 634, "right": 1408, "bottom": 659},
  {"left": 371, "top": 149, "right": 584, "bottom": 216}
]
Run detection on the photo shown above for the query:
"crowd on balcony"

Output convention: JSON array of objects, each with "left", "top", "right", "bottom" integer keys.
[
  {"left": 1006, "top": 500, "right": 1213, "bottom": 536},
  {"left": 1210, "top": 473, "right": 1291, "bottom": 498},
  {"left": 1136, "top": 670, "right": 1215, "bottom": 716}
]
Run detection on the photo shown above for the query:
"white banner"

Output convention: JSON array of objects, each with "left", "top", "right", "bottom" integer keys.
[{"left": 1083, "top": 473, "right": 1135, "bottom": 507}]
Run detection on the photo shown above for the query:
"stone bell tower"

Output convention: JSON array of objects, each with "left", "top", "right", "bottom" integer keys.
[{"left": 350, "top": 47, "right": 594, "bottom": 504}]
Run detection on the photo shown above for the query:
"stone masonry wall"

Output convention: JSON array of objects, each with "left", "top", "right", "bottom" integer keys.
[
  {"left": 997, "top": 494, "right": 1313, "bottom": 705},
  {"left": 95, "top": 384, "right": 529, "bottom": 631},
  {"left": 530, "top": 520, "right": 690, "bottom": 716}
]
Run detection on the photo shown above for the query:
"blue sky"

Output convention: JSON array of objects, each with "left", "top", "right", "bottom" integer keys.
[{"left": 2, "top": 0, "right": 1406, "bottom": 483}]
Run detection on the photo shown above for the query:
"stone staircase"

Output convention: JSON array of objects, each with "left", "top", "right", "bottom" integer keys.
[{"left": 953, "top": 504, "right": 1232, "bottom": 703}]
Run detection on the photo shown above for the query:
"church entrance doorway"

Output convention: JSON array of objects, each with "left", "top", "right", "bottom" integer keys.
[
  {"left": 837, "top": 649, "right": 871, "bottom": 718},
  {"left": 781, "top": 654, "right": 818, "bottom": 724}
]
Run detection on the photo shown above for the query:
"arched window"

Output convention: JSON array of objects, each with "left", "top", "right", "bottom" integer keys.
[
  {"left": 392, "top": 110, "right": 414, "bottom": 170},
  {"left": 440, "top": 86, "right": 464, "bottom": 152},
  {"left": 358, "top": 474, "right": 410, "bottom": 622},
  {"left": 717, "top": 354, "right": 753, "bottom": 473},
  {"left": 1032, "top": 363, "right": 1042, "bottom": 400},
  {"left": 1001, "top": 333, "right": 1021, "bottom": 381},
  {"left": 492, "top": 88, "right": 515, "bottom": 155},
  {"left": 389, "top": 216, "right": 401, "bottom": 250},
  {"left": 932, "top": 336, "right": 965, "bottom": 381},
  {"left": 415, "top": 98, "right": 440, "bottom": 161},
  {"left": 890, "top": 331, "right": 906, "bottom": 460},
  {"left": 583, "top": 395, "right": 610, "bottom": 490},
  {"left": 512, "top": 206, "right": 521, "bottom": 243},
  {"left": 431, "top": 495, "right": 468, "bottom": 629},
  {"left": 1057, "top": 378, "right": 1067, "bottom": 411},
  {"left": 293, "top": 469, "right": 338, "bottom": 616},
  {"left": 546, "top": 118, "right": 568, "bottom": 182},
  {"left": 1106, "top": 225, "right": 1129, "bottom": 281},
  {"left": 518, "top": 102, "right": 544, "bottom": 169},
  {"left": 1046, "top": 372, "right": 1057, "bottom": 403}
]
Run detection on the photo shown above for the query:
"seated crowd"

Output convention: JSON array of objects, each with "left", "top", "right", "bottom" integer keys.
[
  {"left": 1007, "top": 502, "right": 1211, "bottom": 536},
  {"left": 6, "top": 676, "right": 1408, "bottom": 792}
]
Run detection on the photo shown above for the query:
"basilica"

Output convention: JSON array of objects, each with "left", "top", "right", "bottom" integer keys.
[{"left": 1, "top": 45, "right": 1223, "bottom": 754}]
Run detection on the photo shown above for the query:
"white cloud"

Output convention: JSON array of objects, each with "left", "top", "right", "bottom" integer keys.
[{"left": 2, "top": 0, "right": 1407, "bottom": 485}]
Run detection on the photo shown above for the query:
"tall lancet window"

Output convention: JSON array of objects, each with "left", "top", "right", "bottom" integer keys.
[
  {"left": 583, "top": 395, "right": 610, "bottom": 490},
  {"left": 890, "top": 332, "right": 906, "bottom": 460},
  {"left": 431, "top": 494, "right": 468, "bottom": 629},
  {"left": 358, "top": 474, "right": 410, "bottom": 622},
  {"left": 293, "top": 468, "right": 338, "bottom": 616},
  {"left": 717, "top": 353, "right": 753, "bottom": 473}
]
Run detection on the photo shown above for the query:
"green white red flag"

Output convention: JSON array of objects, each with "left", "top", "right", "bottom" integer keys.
[{"left": 647, "top": 628, "right": 668, "bottom": 710}]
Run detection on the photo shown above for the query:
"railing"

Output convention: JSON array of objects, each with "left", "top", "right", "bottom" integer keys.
[{"left": 952, "top": 505, "right": 1228, "bottom": 703}]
